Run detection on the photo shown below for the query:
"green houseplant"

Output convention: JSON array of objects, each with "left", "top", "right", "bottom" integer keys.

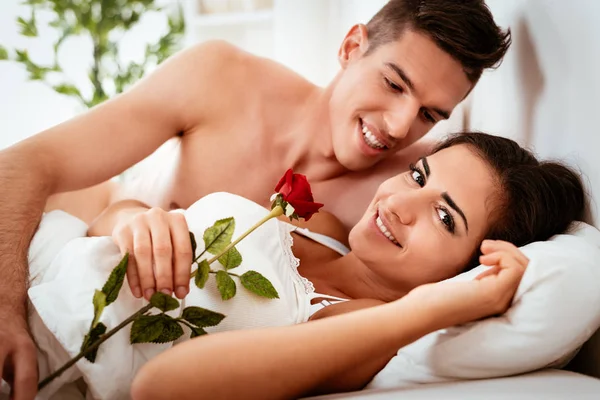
[{"left": 0, "top": 0, "right": 185, "bottom": 108}]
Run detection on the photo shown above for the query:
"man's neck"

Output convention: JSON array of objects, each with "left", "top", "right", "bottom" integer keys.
[{"left": 268, "top": 82, "right": 349, "bottom": 182}]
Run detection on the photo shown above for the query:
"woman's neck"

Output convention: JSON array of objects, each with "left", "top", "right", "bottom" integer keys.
[{"left": 304, "top": 252, "right": 409, "bottom": 303}]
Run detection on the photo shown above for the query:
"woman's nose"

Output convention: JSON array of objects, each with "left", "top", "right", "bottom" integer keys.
[{"left": 387, "top": 192, "right": 420, "bottom": 226}]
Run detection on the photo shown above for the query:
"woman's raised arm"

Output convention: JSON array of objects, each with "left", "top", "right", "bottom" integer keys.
[{"left": 131, "top": 241, "right": 526, "bottom": 400}]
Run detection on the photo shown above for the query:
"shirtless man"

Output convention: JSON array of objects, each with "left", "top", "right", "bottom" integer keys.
[{"left": 0, "top": 1, "right": 510, "bottom": 398}]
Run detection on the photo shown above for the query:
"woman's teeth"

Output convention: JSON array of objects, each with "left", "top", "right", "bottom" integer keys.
[
  {"left": 362, "top": 123, "right": 386, "bottom": 150},
  {"left": 376, "top": 216, "right": 400, "bottom": 246}
]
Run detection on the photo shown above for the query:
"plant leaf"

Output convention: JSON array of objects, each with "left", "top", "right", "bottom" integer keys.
[
  {"left": 151, "top": 316, "right": 184, "bottom": 344},
  {"left": 53, "top": 83, "right": 82, "bottom": 97},
  {"left": 81, "top": 322, "right": 107, "bottom": 363},
  {"left": 130, "top": 315, "right": 165, "bottom": 344},
  {"left": 203, "top": 217, "right": 235, "bottom": 255},
  {"left": 189, "top": 231, "right": 197, "bottom": 258},
  {"left": 17, "top": 16, "right": 37, "bottom": 37},
  {"left": 91, "top": 290, "right": 106, "bottom": 329},
  {"left": 102, "top": 253, "right": 129, "bottom": 305},
  {"left": 0, "top": 46, "right": 8, "bottom": 61},
  {"left": 194, "top": 260, "right": 210, "bottom": 289},
  {"left": 181, "top": 306, "right": 225, "bottom": 328},
  {"left": 150, "top": 291, "right": 180, "bottom": 312},
  {"left": 216, "top": 270, "right": 236, "bottom": 300},
  {"left": 240, "top": 271, "right": 279, "bottom": 299},
  {"left": 190, "top": 326, "right": 207, "bottom": 338},
  {"left": 218, "top": 247, "right": 242, "bottom": 270}
]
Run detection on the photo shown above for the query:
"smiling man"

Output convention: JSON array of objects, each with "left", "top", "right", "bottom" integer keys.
[{"left": 0, "top": 1, "right": 510, "bottom": 398}]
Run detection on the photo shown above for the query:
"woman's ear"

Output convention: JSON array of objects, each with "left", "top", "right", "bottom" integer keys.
[{"left": 338, "top": 24, "right": 369, "bottom": 69}]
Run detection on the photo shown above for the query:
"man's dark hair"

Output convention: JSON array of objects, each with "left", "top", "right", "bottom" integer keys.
[{"left": 366, "top": 0, "right": 512, "bottom": 82}]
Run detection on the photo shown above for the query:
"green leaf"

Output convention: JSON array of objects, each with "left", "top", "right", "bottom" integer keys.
[
  {"left": 15, "top": 49, "right": 29, "bottom": 63},
  {"left": 53, "top": 83, "right": 82, "bottom": 97},
  {"left": 101, "top": 253, "right": 129, "bottom": 306},
  {"left": 91, "top": 290, "right": 106, "bottom": 329},
  {"left": 151, "top": 316, "right": 184, "bottom": 344},
  {"left": 181, "top": 306, "right": 225, "bottom": 328},
  {"left": 203, "top": 217, "right": 235, "bottom": 255},
  {"left": 0, "top": 46, "right": 8, "bottom": 61},
  {"left": 194, "top": 260, "right": 210, "bottom": 289},
  {"left": 17, "top": 16, "right": 38, "bottom": 37},
  {"left": 216, "top": 270, "right": 236, "bottom": 300},
  {"left": 218, "top": 247, "right": 242, "bottom": 270},
  {"left": 190, "top": 326, "right": 207, "bottom": 338},
  {"left": 150, "top": 291, "right": 180, "bottom": 312},
  {"left": 130, "top": 315, "right": 165, "bottom": 344},
  {"left": 189, "top": 231, "right": 197, "bottom": 258},
  {"left": 81, "top": 322, "right": 107, "bottom": 363},
  {"left": 240, "top": 271, "right": 279, "bottom": 299}
]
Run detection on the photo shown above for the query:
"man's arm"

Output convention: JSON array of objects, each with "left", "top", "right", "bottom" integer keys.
[{"left": 0, "top": 40, "right": 239, "bottom": 399}]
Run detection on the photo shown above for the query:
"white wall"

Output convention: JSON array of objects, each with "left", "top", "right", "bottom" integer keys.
[{"left": 466, "top": 0, "right": 600, "bottom": 225}]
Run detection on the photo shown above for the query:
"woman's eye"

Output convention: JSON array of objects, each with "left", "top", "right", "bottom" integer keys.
[
  {"left": 437, "top": 208, "right": 456, "bottom": 234},
  {"left": 422, "top": 110, "right": 436, "bottom": 124},
  {"left": 385, "top": 77, "right": 403, "bottom": 93},
  {"left": 409, "top": 164, "right": 425, "bottom": 187}
]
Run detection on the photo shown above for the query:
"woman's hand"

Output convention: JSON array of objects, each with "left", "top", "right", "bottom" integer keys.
[
  {"left": 111, "top": 207, "right": 193, "bottom": 301},
  {"left": 405, "top": 240, "right": 529, "bottom": 331}
]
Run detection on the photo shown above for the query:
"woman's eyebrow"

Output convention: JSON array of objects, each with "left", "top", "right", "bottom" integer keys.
[
  {"left": 423, "top": 156, "right": 468, "bottom": 233},
  {"left": 442, "top": 192, "right": 469, "bottom": 233},
  {"left": 420, "top": 157, "right": 430, "bottom": 177}
]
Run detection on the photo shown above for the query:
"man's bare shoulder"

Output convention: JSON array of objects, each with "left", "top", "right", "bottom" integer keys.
[{"left": 176, "top": 40, "right": 313, "bottom": 120}]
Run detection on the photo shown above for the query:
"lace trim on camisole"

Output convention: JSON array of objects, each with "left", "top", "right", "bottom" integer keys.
[{"left": 277, "top": 221, "right": 317, "bottom": 295}]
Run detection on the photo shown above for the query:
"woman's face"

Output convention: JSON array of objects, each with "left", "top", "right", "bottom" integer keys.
[{"left": 349, "top": 144, "right": 498, "bottom": 296}]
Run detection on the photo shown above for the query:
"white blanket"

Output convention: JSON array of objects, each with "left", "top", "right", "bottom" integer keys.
[{"left": 28, "top": 193, "right": 308, "bottom": 400}]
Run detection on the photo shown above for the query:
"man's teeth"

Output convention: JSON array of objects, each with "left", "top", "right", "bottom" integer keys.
[
  {"left": 362, "top": 123, "right": 386, "bottom": 150},
  {"left": 376, "top": 216, "right": 400, "bottom": 246}
]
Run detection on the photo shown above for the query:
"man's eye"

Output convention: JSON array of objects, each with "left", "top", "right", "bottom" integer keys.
[
  {"left": 385, "top": 77, "right": 403, "bottom": 93},
  {"left": 409, "top": 163, "right": 425, "bottom": 187}
]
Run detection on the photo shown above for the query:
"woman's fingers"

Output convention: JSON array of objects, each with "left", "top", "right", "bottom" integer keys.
[
  {"left": 480, "top": 240, "right": 529, "bottom": 267},
  {"left": 474, "top": 265, "right": 500, "bottom": 280},
  {"left": 131, "top": 216, "right": 156, "bottom": 300},
  {"left": 112, "top": 207, "right": 193, "bottom": 301},
  {"left": 114, "top": 226, "right": 142, "bottom": 298},
  {"left": 169, "top": 213, "right": 193, "bottom": 299},
  {"left": 147, "top": 208, "right": 174, "bottom": 297}
]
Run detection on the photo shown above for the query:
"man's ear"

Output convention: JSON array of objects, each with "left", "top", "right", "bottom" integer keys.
[{"left": 338, "top": 24, "right": 369, "bottom": 69}]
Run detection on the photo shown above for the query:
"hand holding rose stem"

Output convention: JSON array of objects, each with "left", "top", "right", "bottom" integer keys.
[{"left": 38, "top": 170, "right": 323, "bottom": 390}]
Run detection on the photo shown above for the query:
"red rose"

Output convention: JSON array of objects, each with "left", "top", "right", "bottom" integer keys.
[{"left": 274, "top": 169, "right": 324, "bottom": 221}]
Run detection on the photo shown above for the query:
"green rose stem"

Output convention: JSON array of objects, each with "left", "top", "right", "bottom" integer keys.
[
  {"left": 38, "top": 205, "right": 284, "bottom": 391},
  {"left": 191, "top": 205, "right": 284, "bottom": 278},
  {"left": 38, "top": 303, "right": 153, "bottom": 391}
]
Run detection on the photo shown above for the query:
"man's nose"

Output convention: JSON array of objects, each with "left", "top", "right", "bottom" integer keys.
[{"left": 384, "top": 100, "right": 420, "bottom": 141}]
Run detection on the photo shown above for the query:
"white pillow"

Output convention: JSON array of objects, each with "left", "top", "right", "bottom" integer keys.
[{"left": 368, "top": 221, "right": 600, "bottom": 389}]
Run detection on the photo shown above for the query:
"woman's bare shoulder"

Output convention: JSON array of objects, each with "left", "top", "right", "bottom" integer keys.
[
  {"left": 284, "top": 211, "right": 350, "bottom": 246},
  {"left": 309, "top": 298, "right": 386, "bottom": 321}
]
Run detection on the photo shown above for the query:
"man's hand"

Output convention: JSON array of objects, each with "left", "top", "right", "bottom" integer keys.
[{"left": 0, "top": 310, "right": 38, "bottom": 400}]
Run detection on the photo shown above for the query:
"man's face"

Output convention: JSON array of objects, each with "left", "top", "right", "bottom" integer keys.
[{"left": 328, "top": 26, "right": 473, "bottom": 171}]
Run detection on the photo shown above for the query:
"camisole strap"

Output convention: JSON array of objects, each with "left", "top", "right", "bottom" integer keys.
[{"left": 284, "top": 223, "right": 350, "bottom": 256}]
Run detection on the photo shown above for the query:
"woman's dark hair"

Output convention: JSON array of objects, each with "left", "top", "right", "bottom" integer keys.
[
  {"left": 365, "top": 0, "right": 511, "bottom": 83},
  {"left": 433, "top": 131, "right": 585, "bottom": 268}
]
